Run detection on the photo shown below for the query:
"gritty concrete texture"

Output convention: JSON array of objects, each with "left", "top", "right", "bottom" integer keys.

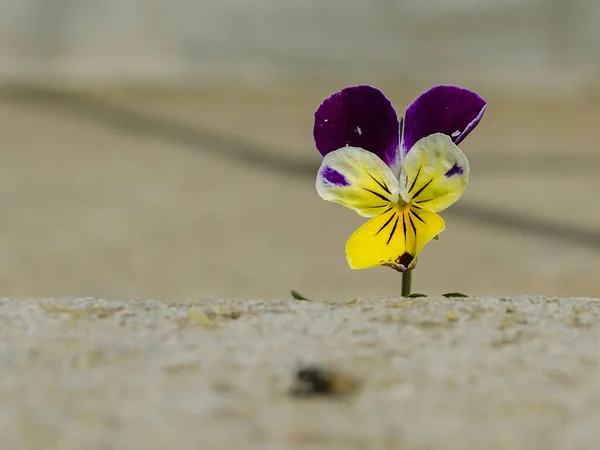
[{"left": 2, "top": 296, "right": 600, "bottom": 450}]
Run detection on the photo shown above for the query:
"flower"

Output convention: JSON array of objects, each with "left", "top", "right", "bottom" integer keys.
[{"left": 314, "top": 85, "right": 487, "bottom": 270}]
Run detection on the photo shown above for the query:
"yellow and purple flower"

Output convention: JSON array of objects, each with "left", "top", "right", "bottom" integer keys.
[{"left": 314, "top": 85, "right": 487, "bottom": 271}]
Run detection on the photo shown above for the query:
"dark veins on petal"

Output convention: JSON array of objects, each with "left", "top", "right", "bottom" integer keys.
[
  {"left": 409, "top": 209, "right": 426, "bottom": 224},
  {"left": 376, "top": 209, "right": 395, "bottom": 235},
  {"left": 387, "top": 216, "right": 400, "bottom": 245},
  {"left": 363, "top": 188, "right": 390, "bottom": 203},
  {"left": 408, "top": 213, "right": 417, "bottom": 235},
  {"left": 407, "top": 166, "right": 422, "bottom": 194},
  {"left": 411, "top": 179, "right": 433, "bottom": 201},
  {"left": 369, "top": 174, "right": 391, "bottom": 195}
]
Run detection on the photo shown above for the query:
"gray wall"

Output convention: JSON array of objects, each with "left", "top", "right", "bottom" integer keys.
[{"left": 1, "top": 0, "right": 599, "bottom": 90}]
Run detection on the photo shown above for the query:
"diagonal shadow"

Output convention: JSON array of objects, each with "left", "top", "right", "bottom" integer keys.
[
  {"left": 4, "top": 86, "right": 600, "bottom": 250},
  {"left": 2, "top": 86, "right": 316, "bottom": 177}
]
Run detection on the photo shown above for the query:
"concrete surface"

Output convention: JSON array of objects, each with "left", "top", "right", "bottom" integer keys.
[
  {"left": 1, "top": 296, "right": 600, "bottom": 450},
  {"left": 1, "top": 86, "right": 600, "bottom": 301}
]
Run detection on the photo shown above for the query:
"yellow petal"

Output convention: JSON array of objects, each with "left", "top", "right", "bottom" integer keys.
[
  {"left": 345, "top": 204, "right": 445, "bottom": 269},
  {"left": 399, "top": 133, "right": 469, "bottom": 213},
  {"left": 316, "top": 146, "right": 400, "bottom": 217}
]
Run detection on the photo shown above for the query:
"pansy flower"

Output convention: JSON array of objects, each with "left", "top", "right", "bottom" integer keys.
[{"left": 314, "top": 85, "right": 486, "bottom": 271}]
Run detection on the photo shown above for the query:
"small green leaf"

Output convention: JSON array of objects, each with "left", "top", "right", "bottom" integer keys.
[
  {"left": 291, "top": 290, "right": 311, "bottom": 301},
  {"left": 405, "top": 293, "right": 427, "bottom": 298},
  {"left": 442, "top": 292, "right": 468, "bottom": 298}
]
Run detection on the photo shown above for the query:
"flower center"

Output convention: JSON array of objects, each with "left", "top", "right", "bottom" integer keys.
[{"left": 392, "top": 198, "right": 409, "bottom": 212}]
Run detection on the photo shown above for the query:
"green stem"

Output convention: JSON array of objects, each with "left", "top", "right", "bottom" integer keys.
[{"left": 401, "top": 269, "right": 412, "bottom": 297}]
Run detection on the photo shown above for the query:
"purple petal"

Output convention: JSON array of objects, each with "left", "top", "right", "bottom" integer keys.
[
  {"left": 401, "top": 85, "right": 487, "bottom": 154},
  {"left": 313, "top": 85, "right": 400, "bottom": 168}
]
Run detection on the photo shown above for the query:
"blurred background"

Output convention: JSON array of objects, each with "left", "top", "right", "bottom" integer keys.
[{"left": 1, "top": 0, "right": 600, "bottom": 301}]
